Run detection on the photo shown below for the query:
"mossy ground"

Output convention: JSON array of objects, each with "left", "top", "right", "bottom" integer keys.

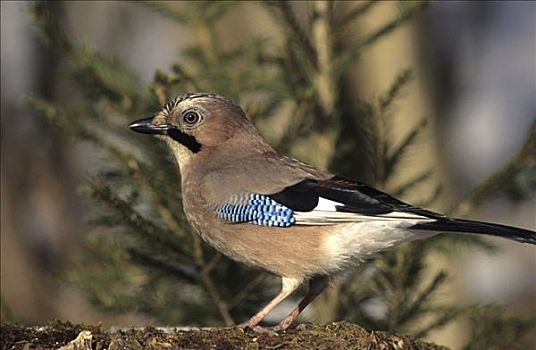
[{"left": 1, "top": 320, "right": 448, "bottom": 350}]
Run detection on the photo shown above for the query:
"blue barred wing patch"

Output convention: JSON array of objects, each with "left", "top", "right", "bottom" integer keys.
[{"left": 216, "top": 194, "right": 295, "bottom": 227}]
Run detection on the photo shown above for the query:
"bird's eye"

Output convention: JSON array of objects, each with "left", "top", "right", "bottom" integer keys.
[{"left": 183, "top": 112, "right": 200, "bottom": 125}]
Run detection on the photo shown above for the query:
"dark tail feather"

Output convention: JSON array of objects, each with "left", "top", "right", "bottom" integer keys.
[{"left": 412, "top": 218, "right": 536, "bottom": 245}]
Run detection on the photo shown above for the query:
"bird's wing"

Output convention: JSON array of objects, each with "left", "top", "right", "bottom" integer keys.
[
  {"left": 211, "top": 174, "right": 536, "bottom": 244},
  {"left": 271, "top": 176, "right": 441, "bottom": 225},
  {"left": 213, "top": 176, "right": 440, "bottom": 227}
]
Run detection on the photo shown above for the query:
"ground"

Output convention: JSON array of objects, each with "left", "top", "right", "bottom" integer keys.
[{"left": 1, "top": 320, "right": 449, "bottom": 350}]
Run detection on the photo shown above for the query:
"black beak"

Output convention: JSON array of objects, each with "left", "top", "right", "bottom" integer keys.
[{"left": 128, "top": 117, "right": 170, "bottom": 135}]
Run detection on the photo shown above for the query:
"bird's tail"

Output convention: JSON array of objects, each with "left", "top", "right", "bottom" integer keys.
[{"left": 411, "top": 218, "right": 536, "bottom": 245}]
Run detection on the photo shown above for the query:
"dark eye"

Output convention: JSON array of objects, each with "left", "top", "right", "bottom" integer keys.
[{"left": 183, "top": 111, "right": 200, "bottom": 125}]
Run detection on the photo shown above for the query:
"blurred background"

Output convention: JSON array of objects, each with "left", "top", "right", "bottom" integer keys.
[{"left": 1, "top": 1, "right": 535, "bottom": 349}]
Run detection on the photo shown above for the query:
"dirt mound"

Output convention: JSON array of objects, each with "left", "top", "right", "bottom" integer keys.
[{"left": 1, "top": 320, "right": 448, "bottom": 350}]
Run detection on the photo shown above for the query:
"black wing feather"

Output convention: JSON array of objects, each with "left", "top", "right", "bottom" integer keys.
[
  {"left": 269, "top": 179, "right": 319, "bottom": 211},
  {"left": 269, "top": 176, "right": 444, "bottom": 218},
  {"left": 268, "top": 176, "right": 535, "bottom": 245}
]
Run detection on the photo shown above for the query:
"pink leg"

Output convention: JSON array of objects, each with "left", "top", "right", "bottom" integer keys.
[
  {"left": 238, "top": 276, "right": 302, "bottom": 329},
  {"left": 271, "top": 276, "right": 329, "bottom": 332}
]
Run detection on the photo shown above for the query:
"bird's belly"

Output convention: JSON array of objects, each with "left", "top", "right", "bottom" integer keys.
[
  {"left": 321, "top": 221, "right": 436, "bottom": 272},
  {"left": 188, "top": 214, "right": 435, "bottom": 279}
]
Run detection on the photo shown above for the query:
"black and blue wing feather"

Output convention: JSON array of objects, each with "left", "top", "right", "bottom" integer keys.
[{"left": 216, "top": 194, "right": 295, "bottom": 227}]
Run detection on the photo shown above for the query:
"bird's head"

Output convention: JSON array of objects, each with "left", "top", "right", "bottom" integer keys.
[{"left": 129, "top": 93, "right": 267, "bottom": 170}]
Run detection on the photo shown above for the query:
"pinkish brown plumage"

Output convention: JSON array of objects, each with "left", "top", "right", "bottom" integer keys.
[{"left": 129, "top": 92, "right": 536, "bottom": 332}]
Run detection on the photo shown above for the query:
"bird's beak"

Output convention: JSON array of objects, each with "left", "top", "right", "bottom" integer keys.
[{"left": 128, "top": 117, "right": 170, "bottom": 135}]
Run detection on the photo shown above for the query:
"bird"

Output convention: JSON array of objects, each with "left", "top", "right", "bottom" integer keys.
[{"left": 129, "top": 92, "right": 535, "bottom": 332}]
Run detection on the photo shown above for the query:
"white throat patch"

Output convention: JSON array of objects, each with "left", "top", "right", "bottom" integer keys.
[{"left": 160, "top": 135, "right": 194, "bottom": 173}]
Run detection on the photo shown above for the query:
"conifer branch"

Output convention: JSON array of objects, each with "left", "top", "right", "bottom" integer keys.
[
  {"left": 454, "top": 120, "right": 536, "bottom": 216},
  {"left": 140, "top": 1, "right": 190, "bottom": 24},
  {"left": 264, "top": 1, "right": 317, "bottom": 67},
  {"left": 190, "top": 228, "right": 234, "bottom": 325},
  {"left": 379, "top": 69, "right": 414, "bottom": 113},
  {"left": 127, "top": 248, "right": 199, "bottom": 284},
  {"left": 399, "top": 271, "right": 447, "bottom": 325},
  {"left": 355, "top": 1, "right": 427, "bottom": 51},
  {"left": 339, "top": 1, "right": 427, "bottom": 67},
  {"left": 25, "top": 96, "right": 134, "bottom": 163},
  {"left": 338, "top": 0, "right": 377, "bottom": 27},
  {"left": 414, "top": 307, "right": 464, "bottom": 338},
  {"left": 393, "top": 170, "right": 433, "bottom": 197},
  {"left": 277, "top": 97, "right": 311, "bottom": 152},
  {"left": 228, "top": 274, "right": 269, "bottom": 309},
  {"left": 385, "top": 118, "right": 428, "bottom": 176},
  {"left": 28, "top": 4, "right": 143, "bottom": 109},
  {"left": 85, "top": 179, "right": 189, "bottom": 259}
]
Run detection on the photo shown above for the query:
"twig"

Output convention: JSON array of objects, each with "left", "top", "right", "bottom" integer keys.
[
  {"left": 338, "top": 0, "right": 377, "bottom": 27},
  {"left": 379, "top": 69, "right": 413, "bottom": 112},
  {"left": 192, "top": 232, "right": 234, "bottom": 325},
  {"left": 277, "top": 98, "right": 310, "bottom": 152},
  {"left": 340, "top": 1, "right": 427, "bottom": 67},
  {"left": 355, "top": 2, "right": 427, "bottom": 51},
  {"left": 229, "top": 274, "right": 269, "bottom": 308}
]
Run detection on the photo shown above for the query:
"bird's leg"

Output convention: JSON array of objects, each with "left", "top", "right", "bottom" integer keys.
[
  {"left": 270, "top": 275, "right": 329, "bottom": 332},
  {"left": 238, "top": 276, "right": 301, "bottom": 329}
]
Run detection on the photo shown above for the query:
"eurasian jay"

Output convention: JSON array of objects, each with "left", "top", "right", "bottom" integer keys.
[{"left": 129, "top": 92, "right": 535, "bottom": 332}]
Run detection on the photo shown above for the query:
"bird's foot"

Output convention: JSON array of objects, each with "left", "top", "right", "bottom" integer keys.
[
  {"left": 237, "top": 322, "right": 279, "bottom": 335},
  {"left": 237, "top": 311, "right": 296, "bottom": 334},
  {"left": 240, "top": 321, "right": 294, "bottom": 334},
  {"left": 268, "top": 318, "right": 293, "bottom": 333}
]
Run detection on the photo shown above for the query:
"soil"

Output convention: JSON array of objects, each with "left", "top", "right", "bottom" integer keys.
[{"left": 1, "top": 320, "right": 449, "bottom": 350}]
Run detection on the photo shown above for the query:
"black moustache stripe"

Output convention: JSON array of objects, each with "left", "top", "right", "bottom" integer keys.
[{"left": 168, "top": 129, "right": 202, "bottom": 153}]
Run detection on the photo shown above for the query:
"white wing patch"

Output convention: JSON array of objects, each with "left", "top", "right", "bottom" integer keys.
[
  {"left": 314, "top": 197, "right": 340, "bottom": 211},
  {"left": 293, "top": 197, "right": 435, "bottom": 225}
]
